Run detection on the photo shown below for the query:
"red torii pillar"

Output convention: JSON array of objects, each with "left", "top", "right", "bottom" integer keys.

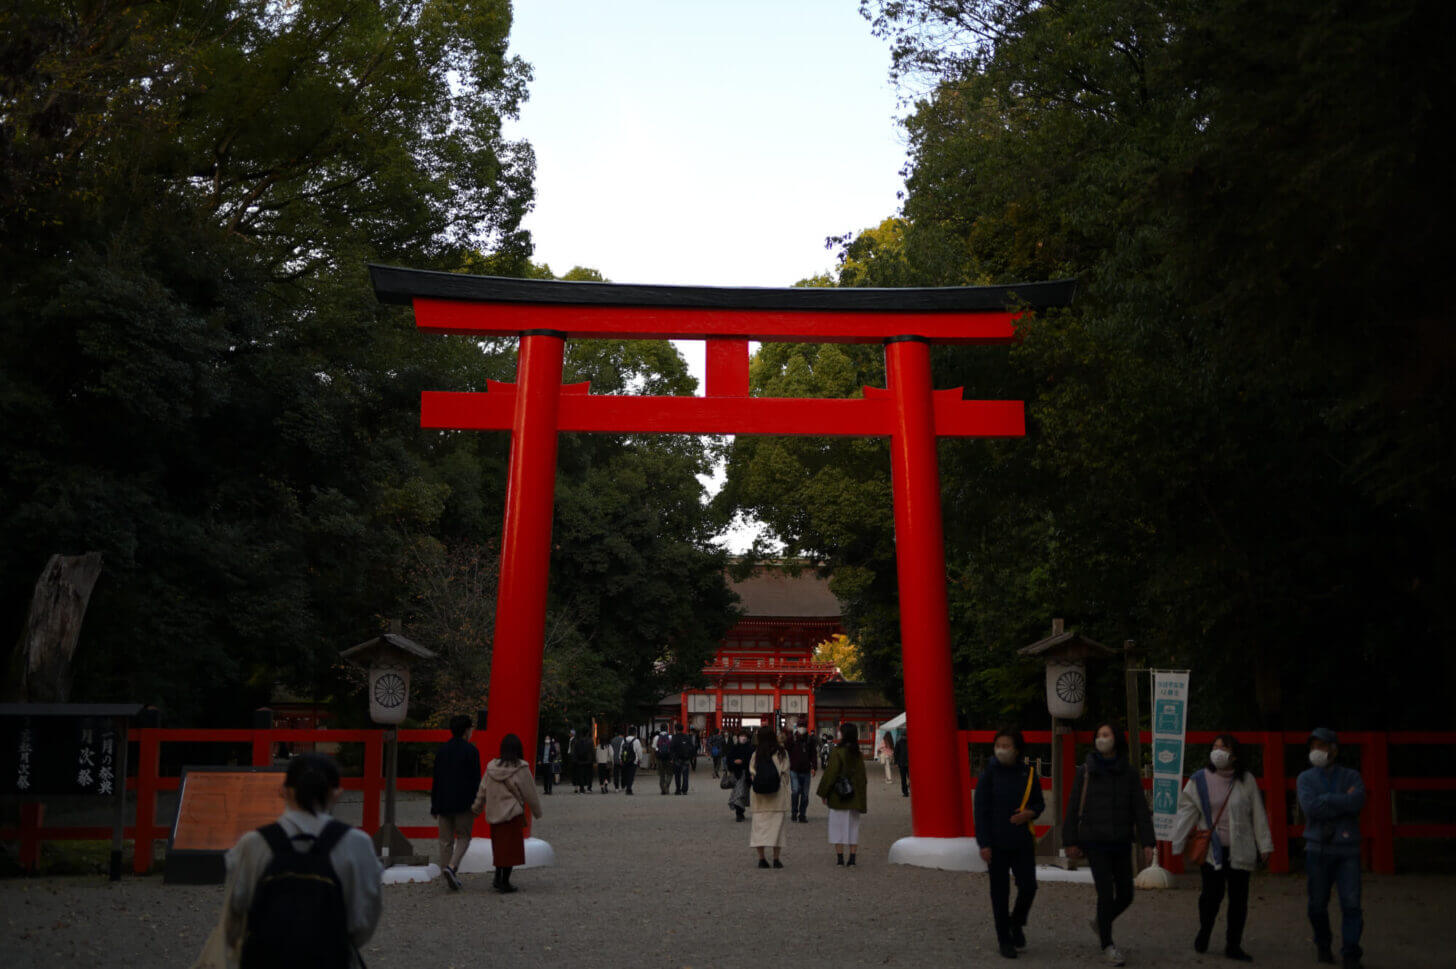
[{"left": 371, "top": 266, "right": 1073, "bottom": 869}]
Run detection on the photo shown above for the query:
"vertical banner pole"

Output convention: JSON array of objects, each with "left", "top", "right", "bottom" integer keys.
[
  {"left": 884, "top": 337, "right": 965, "bottom": 840},
  {"left": 478, "top": 331, "right": 565, "bottom": 838}
]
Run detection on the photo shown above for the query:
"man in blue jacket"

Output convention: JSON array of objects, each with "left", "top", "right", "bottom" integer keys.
[{"left": 1297, "top": 727, "right": 1365, "bottom": 969}]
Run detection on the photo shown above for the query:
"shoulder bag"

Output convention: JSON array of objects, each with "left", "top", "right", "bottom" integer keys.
[{"left": 1184, "top": 771, "right": 1231, "bottom": 866}]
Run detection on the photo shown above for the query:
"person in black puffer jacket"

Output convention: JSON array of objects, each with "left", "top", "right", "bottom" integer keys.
[
  {"left": 725, "top": 732, "right": 754, "bottom": 821},
  {"left": 975, "top": 727, "right": 1045, "bottom": 959},
  {"left": 1064, "top": 721, "right": 1156, "bottom": 967}
]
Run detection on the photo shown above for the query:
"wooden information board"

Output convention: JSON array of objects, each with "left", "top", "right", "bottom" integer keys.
[{"left": 164, "top": 767, "right": 284, "bottom": 883}]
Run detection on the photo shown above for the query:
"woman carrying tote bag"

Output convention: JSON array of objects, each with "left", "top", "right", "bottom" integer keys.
[{"left": 1170, "top": 733, "right": 1274, "bottom": 962}]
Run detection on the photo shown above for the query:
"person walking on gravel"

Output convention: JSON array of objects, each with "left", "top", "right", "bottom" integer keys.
[
  {"left": 726, "top": 731, "right": 753, "bottom": 821},
  {"left": 748, "top": 725, "right": 791, "bottom": 868},
  {"left": 894, "top": 729, "right": 911, "bottom": 797},
  {"left": 816, "top": 721, "right": 867, "bottom": 867},
  {"left": 1297, "top": 727, "right": 1366, "bottom": 969},
  {"left": 1170, "top": 733, "right": 1273, "bottom": 962},
  {"left": 787, "top": 718, "right": 817, "bottom": 823},
  {"left": 976, "top": 727, "right": 1044, "bottom": 959},
  {"left": 619, "top": 729, "right": 643, "bottom": 794},
  {"left": 430, "top": 714, "right": 481, "bottom": 891},
  {"left": 595, "top": 736, "right": 613, "bottom": 794},
  {"left": 1064, "top": 721, "right": 1155, "bottom": 967},
  {"left": 671, "top": 722, "right": 694, "bottom": 794},
  {"left": 472, "top": 733, "right": 543, "bottom": 894}
]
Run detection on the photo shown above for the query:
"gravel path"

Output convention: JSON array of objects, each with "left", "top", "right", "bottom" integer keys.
[{"left": 3, "top": 767, "right": 1449, "bottom": 968}]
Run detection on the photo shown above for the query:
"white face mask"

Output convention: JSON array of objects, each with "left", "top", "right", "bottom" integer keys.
[
  {"left": 1095, "top": 735, "right": 1116, "bottom": 755},
  {"left": 994, "top": 747, "right": 1017, "bottom": 765},
  {"left": 1309, "top": 749, "right": 1330, "bottom": 768},
  {"left": 1210, "top": 748, "right": 1232, "bottom": 769},
  {"left": 796, "top": 727, "right": 805, "bottom": 734}
]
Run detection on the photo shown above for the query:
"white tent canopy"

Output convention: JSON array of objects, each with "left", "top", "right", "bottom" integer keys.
[{"left": 879, "top": 711, "right": 906, "bottom": 737}]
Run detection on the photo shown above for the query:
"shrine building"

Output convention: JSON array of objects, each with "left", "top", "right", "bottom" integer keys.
[{"left": 658, "top": 566, "right": 899, "bottom": 751}]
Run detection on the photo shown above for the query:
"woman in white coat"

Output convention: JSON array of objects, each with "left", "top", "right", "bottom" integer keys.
[
  {"left": 1170, "top": 733, "right": 1274, "bottom": 962},
  {"left": 747, "top": 725, "right": 792, "bottom": 868}
]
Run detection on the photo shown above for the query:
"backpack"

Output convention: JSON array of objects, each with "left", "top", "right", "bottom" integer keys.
[
  {"left": 655, "top": 733, "right": 672, "bottom": 761},
  {"left": 620, "top": 738, "right": 637, "bottom": 766},
  {"left": 751, "top": 751, "right": 781, "bottom": 795},
  {"left": 240, "top": 820, "right": 353, "bottom": 969},
  {"left": 672, "top": 733, "right": 694, "bottom": 761}
]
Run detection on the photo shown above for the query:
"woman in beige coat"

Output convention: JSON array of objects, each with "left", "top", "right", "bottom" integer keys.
[
  {"left": 747, "top": 725, "right": 792, "bottom": 868},
  {"left": 1170, "top": 734, "right": 1273, "bottom": 961},
  {"left": 471, "top": 732, "right": 543, "bottom": 894}
]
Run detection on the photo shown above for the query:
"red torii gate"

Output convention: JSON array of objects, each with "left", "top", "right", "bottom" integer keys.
[{"left": 370, "top": 265, "right": 1073, "bottom": 867}]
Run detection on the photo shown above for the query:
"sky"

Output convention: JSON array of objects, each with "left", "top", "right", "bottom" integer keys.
[
  {"left": 504, "top": 1, "right": 907, "bottom": 290},
  {"left": 503, "top": 2, "right": 910, "bottom": 549}
]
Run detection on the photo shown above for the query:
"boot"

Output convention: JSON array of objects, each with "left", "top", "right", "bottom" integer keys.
[
  {"left": 498, "top": 866, "right": 517, "bottom": 893},
  {"left": 492, "top": 867, "right": 502, "bottom": 889}
]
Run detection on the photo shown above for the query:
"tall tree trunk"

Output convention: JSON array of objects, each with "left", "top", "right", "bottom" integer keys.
[{"left": 5, "top": 552, "right": 104, "bottom": 702}]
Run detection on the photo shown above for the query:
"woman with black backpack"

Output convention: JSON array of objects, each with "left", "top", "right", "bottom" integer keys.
[
  {"left": 816, "top": 721, "right": 868, "bottom": 866},
  {"left": 1064, "top": 722, "right": 1156, "bottom": 968},
  {"left": 747, "top": 725, "right": 791, "bottom": 868},
  {"left": 214, "top": 753, "right": 382, "bottom": 969}
]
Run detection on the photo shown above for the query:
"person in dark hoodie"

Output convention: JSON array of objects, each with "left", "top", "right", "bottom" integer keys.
[
  {"left": 976, "top": 727, "right": 1045, "bottom": 959},
  {"left": 1064, "top": 721, "right": 1155, "bottom": 968},
  {"left": 430, "top": 714, "right": 482, "bottom": 891},
  {"left": 725, "top": 730, "right": 754, "bottom": 821},
  {"left": 787, "top": 718, "right": 818, "bottom": 823}
]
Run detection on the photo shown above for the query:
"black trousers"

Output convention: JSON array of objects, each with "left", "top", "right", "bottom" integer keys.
[
  {"left": 1200, "top": 860, "right": 1251, "bottom": 947},
  {"left": 541, "top": 766, "right": 553, "bottom": 794},
  {"left": 621, "top": 763, "right": 637, "bottom": 792},
  {"left": 674, "top": 760, "right": 690, "bottom": 793},
  {"left": 898, "top": 761, "right": 910, "bottom": 795},
  {"left": 1086, "top": 845, "right": 1135, "bottom": 948},
  {"left": 989, "top": 844, "right": 1038, "bottom": 945}
]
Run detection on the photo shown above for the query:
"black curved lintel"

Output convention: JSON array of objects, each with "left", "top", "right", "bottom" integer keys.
[{"left": 368, "top": 264, "right": 1076, "bottom": 313}]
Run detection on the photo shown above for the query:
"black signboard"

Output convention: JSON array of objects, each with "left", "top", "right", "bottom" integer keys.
[{"left": 0, "top": 711, "right": 127, "bottom": 796}]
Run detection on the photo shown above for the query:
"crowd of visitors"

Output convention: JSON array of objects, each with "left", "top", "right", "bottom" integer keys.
[{"left": 200, "top": 720, "right": 1369, "bottom": 969}]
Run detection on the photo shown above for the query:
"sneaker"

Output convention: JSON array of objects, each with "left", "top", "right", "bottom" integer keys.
[
  {"left": 442, "top": 866, "right": 461, "bottom": 891},
  {"left": 1010, "top": 925, "right": 1026, "bottom": 949},
  {"left": 758, "top": 859, "right": 770, "bottom": 869},
  {"left": 1101, "top": 944, "right": 1126, "bottom": 966},
  {"left": 1225, "top": 945, "right": 1252, "bottom": 962},
  {"left": 999, "top": 943, "right": 1018, "bottom": 959},
  {"left": 772, "top": 859, "right": 783, "bottom": 869}
]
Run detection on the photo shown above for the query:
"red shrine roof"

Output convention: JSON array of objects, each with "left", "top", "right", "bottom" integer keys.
[{"left": 729, "top": 568, "right": 841, "bottom": 620}]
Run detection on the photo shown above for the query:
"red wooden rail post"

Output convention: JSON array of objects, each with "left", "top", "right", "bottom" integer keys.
[
  {"left": 1361, "top": 732, "right": 1394, "bottom": 874},
  {"left": 1263, "top": 731, "right": 1290, "bottom": 874},
  {"left": 18, "top": 802, "right": 44, "bottom": 871},
  {"left": 362, "top": 731, "right": 383, "bottom": 835},
  {"left": 252, "top": 730, "right": 271, "bottom": 768},
  {"left": 132, "top": 728, "right": 161, "bottom": 874}
]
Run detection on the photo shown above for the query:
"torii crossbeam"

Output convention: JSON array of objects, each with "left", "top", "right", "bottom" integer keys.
[{"left": 371, "top": 265, "right": 1074, "bottom": 869}]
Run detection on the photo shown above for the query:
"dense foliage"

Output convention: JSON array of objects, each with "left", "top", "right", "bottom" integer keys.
[
  {"left": 723, "top": 0, "right": 1454, "bottom": 729},
  {"left": 1, "top": 1, "right": 735, "bottom": 727}
]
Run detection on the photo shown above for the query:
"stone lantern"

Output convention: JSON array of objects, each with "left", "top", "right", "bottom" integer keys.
[
  {"left": 1018, "top": 618, "right": 1117, "bottom": 864},
  {"left": 342, "top": 620, "right": 435, "bottom": 867}
]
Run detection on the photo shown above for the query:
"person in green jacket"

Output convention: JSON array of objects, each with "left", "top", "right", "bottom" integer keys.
[{"left": 816, "top": 721, "right": 869, "bottom": 866}]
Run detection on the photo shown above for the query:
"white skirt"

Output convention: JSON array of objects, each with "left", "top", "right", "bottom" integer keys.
[
  {"left": 751, "top": 809, "right": 788, "bottom": 848},
  {"left": 827, "top": 808, "right": 862, "bottom": 845}
]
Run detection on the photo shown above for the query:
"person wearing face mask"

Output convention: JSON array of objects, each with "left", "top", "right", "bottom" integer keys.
[
  {"left": 1296, "top": 727, "right": 1366, "bottom": 969},
  {"left": 787, "top": 718, "right": 818, "bottom": 823},
  {"left": 1170, "top": 734, "right": 1273, "bottom": 962},
  {"left": 975, "top": 727, "right": 1045, "bottom": 959},
  {"left": 726, "top": 730, "right": 754, "bottom": 821},
  {"left": 1064, "top": 721, "right": 1156, "bottom": 967}
]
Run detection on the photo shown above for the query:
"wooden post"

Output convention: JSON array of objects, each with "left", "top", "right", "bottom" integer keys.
[
  {"left": 132, "top": 729, "right": 160, "bottom": 874},
  {"left": 1361, "top": 732, "right": 1395, "bottom": 874},
  {"left": 1263, "top": 730, "right": 1290, "bottom": 873},
  {"left": 1124, "top": 641, "right": 1145, "bottom": 872}
]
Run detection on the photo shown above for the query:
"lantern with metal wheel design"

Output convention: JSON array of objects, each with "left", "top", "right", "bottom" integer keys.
[{"left": 341, "top": 620, "right": 436, "bottom": 867}]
